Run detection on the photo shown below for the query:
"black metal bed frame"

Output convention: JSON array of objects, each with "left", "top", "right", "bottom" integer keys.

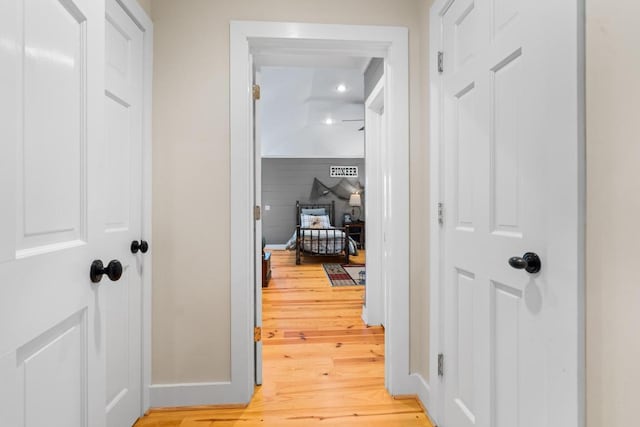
[{"left": 295, "top": 200, "right": 350, "bottom": 265}]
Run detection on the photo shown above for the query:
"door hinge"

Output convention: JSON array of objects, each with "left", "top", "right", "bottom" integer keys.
[
  {"left": 438, "top": 353, "right": 444, "bottom": 377},
  {"left": 438, "top": 202, "right": 444, "bottom": 226},
  {"left": 254, "top": 326, "right": 262, "bottom": 342},
  {"left": 437, "top": 51, "right": 444, "bottom": 73},
  {"left": 254, "top": 205, "right": 261, "bottom": 221},
  {"left": 252, "top": 84, "right": 261, "bottom": 101}
]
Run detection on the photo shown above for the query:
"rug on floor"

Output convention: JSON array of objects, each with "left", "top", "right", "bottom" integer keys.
[
  {"left": 323, "top": 263, "right": 365, "bottom": 286},
  {"left": 342, "top": 264, "right": 366, "bottom": 285}
]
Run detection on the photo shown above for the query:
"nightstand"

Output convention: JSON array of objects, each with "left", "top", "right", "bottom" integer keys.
[
  {"left": 346, "top": 221, "right": 365, "bottom": 249},
  {"left": 262, "top": 251, "right": 271, "bottom": 287}
]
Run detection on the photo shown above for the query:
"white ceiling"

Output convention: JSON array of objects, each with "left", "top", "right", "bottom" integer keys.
[{"left": 259, "top": 65, "right": 367, "bottom": 158}]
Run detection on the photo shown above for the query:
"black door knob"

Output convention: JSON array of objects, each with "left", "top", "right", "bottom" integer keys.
[
  {"left": 508, "top": 252, "right": 541, "bottom": 274},
  {"left": 90, "top": 260, "right": 123, "bottom": 283},
  {"left": 131, "top": 240, "right": 149, "bottom": 254}
]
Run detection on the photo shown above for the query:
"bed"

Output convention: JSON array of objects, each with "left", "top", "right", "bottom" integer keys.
[{"left": 286, "top": 201, "right": 357, "bottom": 265}]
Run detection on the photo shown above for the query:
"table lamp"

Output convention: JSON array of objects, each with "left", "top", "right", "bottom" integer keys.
[{"left": 349, "top": 193, "right": 362, "bottom": 221}]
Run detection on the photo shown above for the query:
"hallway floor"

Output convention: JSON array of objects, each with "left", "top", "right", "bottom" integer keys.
[{"left": 135, "top": 249, "right": 433, "bottom": 426}]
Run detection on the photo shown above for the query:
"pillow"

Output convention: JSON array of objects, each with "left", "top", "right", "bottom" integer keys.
[
  {"left": 309, "top": 216, "right": 326, "bottom": 229},
  {"left": 301, "top": 214, "right": 331, "bottom": 229},
  {"left": 301, "top": 208, "right": 326, "bottom": 216}
]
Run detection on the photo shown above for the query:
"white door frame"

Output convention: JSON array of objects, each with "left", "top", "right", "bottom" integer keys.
[
  {"left": 110, "top": 0, "right": 154, "bottom": 414},
  {"left": 428, "top": 3, "right": 445, "bottom": 420},
  {"left": 230, "top": 21, "right": 411, "bottom": 403},
  {"left": 427, "top": 0, "right": 586, "bottom": 425},
  {"left": 252, "top": 65, "right": 263, "bottom": 386},
  {"left": 362, "top": 77, "right": 385, "bottom": 327}
]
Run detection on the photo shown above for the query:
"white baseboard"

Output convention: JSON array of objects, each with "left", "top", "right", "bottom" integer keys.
[
  {"left": 361, "top": 305, "right": 384, "bottom": 327},
  {"left": 264, "top": 244, "right": 286, "bottom": 250},
  {"left": 149, "top": 381, "right": 243, "bottom": 408},
  {"left": 411, "top": 373, "right": 437, "bottom": 425},
  {"left": 149, "top": 377, "right": 434, "bottom": 418}
]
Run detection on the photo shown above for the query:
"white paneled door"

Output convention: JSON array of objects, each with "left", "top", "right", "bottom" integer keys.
[
  {"left": 439, "top": 0, "right": 582, "bottom": 427},
  {"left": 0, "top": 0, "right": 106, "bottom": 426},
  {"left": 0, "top": 0, "right": 147, "bottom": 426},
  {"left": 104, "top": 0, "right": 145, "bottom": 426}
]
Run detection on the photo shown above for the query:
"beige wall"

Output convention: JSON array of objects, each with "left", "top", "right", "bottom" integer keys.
[
  {"left": 412, "top": 0, "right": 434, "bottom": 381},
  {"left": 136, "top": 0, "right": 152, "bottom": 17},
  {"left": 150, "top": 0, "right": 431, "bottom": 384},
  {"left": 586, "top": 0, "right": 640, "bottom": 425}
]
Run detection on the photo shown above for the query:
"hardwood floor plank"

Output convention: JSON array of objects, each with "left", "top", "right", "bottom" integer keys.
[{"left": 135, "top": 250, "right": 433, "bottom": 427}]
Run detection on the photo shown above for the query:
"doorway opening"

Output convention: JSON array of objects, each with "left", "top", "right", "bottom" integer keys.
[
  {"left": 230, "top": 21, "right": 411, "bottom": 403},
  {"left": 255, "top": 55, "right": 374, "bottom": 391}
]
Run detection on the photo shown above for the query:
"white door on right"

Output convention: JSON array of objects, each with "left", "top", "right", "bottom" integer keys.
[{"left": 439, "top": 0, "right": 583, "bottom": 426}]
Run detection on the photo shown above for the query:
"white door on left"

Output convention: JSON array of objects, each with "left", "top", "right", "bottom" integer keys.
[
  {"left": 0, "top": 1, "right": 107, "bottom": 426},
  {"left": 104, "top": 0, "right": 145, "bottom": 425}
]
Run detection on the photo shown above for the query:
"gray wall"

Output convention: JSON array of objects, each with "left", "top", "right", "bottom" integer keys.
[
  {"left": 262, "top": 158, "right": 365, "bottom": 244},
  {"left": 364, "top": 58, "right": 384, "bottom": 100}
]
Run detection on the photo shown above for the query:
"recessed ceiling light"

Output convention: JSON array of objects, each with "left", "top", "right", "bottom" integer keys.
[
  {"left": 336, "top": 84, "right": 347, "bottom": 93},
  {"left": 325, "top": 118, "right": 334, "bottom": 125}
]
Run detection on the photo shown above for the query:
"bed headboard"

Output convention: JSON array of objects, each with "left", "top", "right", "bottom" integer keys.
[{"left": 296, "top": 200, "right": 336, "bottom": 226}]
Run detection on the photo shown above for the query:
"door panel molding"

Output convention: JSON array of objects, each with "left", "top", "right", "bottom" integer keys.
[
  {"left": 17, "top": 309, "right": 88, "bottom": 427},
  {"left": 17, "top": 0, "right": 88, "bottom": 254}
]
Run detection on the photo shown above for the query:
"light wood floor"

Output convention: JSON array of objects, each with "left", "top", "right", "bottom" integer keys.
[{"left": 135, "top": 250, "right": 433, "bottom": 427}]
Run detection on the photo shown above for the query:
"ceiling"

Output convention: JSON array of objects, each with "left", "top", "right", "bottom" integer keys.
[{"left": 259, "top": 63, "right": 368, "bottom": 158}]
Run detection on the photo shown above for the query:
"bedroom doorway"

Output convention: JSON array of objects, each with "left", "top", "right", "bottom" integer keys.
[
  {"left": 254, "top": 54, "right": 373, "bottom": 388},
  {"left": 230, "top": 21, "right": 411, "bottom": 403}
]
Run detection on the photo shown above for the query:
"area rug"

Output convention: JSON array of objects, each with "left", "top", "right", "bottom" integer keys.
[
  {"left": 342, "top": 264, "right": 366, "bottom": 285},
  {"left": 322, "top": 263, "right": 365, "bottom": 287}
]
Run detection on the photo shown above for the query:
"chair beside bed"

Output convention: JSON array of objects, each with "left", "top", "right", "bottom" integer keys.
[{"left": 295, "top": 200, "right": 351, "bottom": 265}]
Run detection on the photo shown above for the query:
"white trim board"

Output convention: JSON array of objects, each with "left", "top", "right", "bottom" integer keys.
[
  {"left": 411, "top": 373, "right": 436, "bottom": 426},
  {"left": 113, "top": 0, "right": 154, "bottom": 415},
  {"left": 427, "top": 2, "right": 445, "bottom": 423},
  {"left": 149, "top": 382, "right": 237, "bottom": 408},
  {"left": 230, "top": 20, "right": 412, "bottom": 404},
  {"left": 264, "top": 244, "right": 286, "bottom": 250},
  {"left": 361, "top": 76, "right": 385, "bottom": 327}
]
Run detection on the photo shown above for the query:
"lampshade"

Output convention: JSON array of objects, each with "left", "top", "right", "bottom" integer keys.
[{"left": 349, "top": 193, "right": 361, "bottom": 207}]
